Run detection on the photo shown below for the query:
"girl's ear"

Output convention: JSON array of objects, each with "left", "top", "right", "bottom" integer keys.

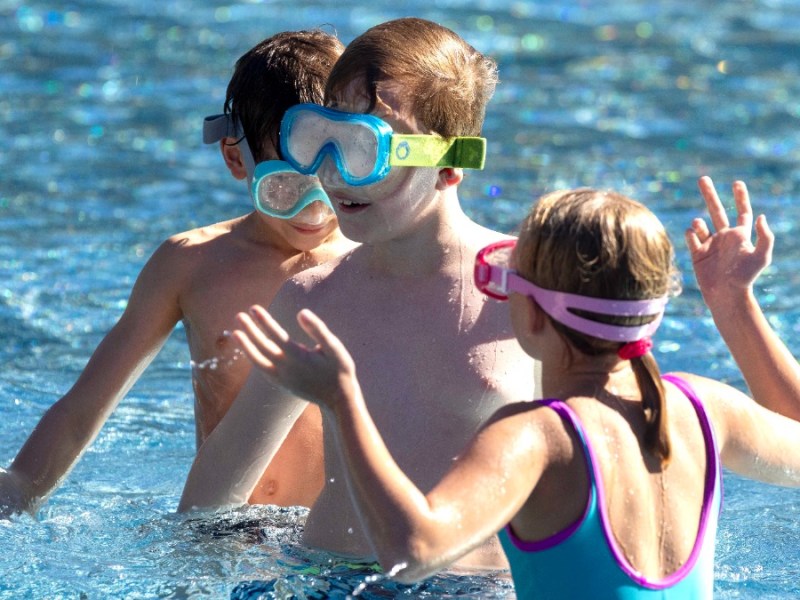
[
  {"left": 524, "top": 295, "right": 547, "bottom": 334},
  {"left": 220, "top": 138, "right": 247, "bottom": 180},
  {"left": 436, "top": 167, "right": 464, "bottom": 190}
]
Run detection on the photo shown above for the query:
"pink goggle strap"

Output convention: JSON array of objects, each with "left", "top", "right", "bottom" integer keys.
[{"left": 479, "top": 262, "right": 668, "bottom": 342}]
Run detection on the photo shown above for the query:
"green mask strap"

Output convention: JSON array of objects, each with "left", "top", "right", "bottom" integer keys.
[{"left": 389, "top": 135, "right": 486, "bottom": 170}]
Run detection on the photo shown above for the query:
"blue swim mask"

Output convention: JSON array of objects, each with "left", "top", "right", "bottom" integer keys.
[
  {"left": 203, "top": 113, "right": 333, "bottom": 219},
  {"left": 279, "top": 103, "right": 487, "bottom": 186}
]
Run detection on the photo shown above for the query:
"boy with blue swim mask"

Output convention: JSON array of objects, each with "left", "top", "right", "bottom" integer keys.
[
  {"left": 0, "top": 31, "right": 356, "bottom": 518},
  {"left": 180, "top": 17, "right": 538, "bottom": 572},
  {"left": 203, "top": 111, "right": 335, "bottom": 223}
]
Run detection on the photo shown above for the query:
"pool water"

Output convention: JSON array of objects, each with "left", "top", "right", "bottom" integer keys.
[{"left": 2, "top": 0, "right": 799, "bottom": 597}]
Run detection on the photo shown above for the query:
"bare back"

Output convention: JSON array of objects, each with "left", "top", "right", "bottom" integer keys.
[{"left": 511, "top": 378, "right": 711, "bottom": 580}]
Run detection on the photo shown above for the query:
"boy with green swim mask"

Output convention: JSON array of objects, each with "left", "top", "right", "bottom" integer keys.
[
  {"left": 180, "top": 17, "right": 539, "bottom": 572},
  {"left": 0, "top": 30, "right": 357, "bottom": 518}
]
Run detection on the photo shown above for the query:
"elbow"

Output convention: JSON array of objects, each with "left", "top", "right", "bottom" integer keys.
[{"left": 375, "top": 535, "right": 445, "bottom": 584}]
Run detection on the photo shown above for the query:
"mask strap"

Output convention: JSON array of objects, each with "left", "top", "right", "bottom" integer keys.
[
  {"left": 389, "top": 135, "right": 486, "bottom": 169},
  {"left": 203, "top": 113, "right": 257, "bottom": 191}
]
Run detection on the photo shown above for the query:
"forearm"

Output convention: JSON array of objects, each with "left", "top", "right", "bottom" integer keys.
[
  {"left": 3, "top": 395, "right": 116, "bottom": 513},
  {"left": 706, "top": 288, "right": 800, "bottom": 420},
  {"left": 178, "top": 375, "right": 303, "bottom": 512}
]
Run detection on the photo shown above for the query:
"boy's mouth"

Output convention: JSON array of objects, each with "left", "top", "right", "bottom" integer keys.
[
  {"left": 339, "top": 199, "right": 365, "bottom": 207},
  {"left": 332, "top": 193, "right": 370, "bottom": 212}
]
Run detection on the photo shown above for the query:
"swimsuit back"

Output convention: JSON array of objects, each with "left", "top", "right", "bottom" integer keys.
[{"left": 499, "top": 374, "right": 722, "bottom": 599}]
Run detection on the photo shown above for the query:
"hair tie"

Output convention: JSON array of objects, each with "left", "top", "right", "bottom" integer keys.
[{"left": 618, "top": 337, "right": 653, "bottom": 360}]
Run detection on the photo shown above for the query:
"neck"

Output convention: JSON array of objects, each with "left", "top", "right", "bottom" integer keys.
[
  {"left": 363, "top": 188, "right": 476, "bottom": 276},
  {"left": 539, "top": 345, "right": 638, "bottom": 400}
]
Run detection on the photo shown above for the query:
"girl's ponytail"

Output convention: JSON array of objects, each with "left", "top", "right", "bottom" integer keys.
[{"left": 632, "top": 352, "right": 671, "bottom": 468}]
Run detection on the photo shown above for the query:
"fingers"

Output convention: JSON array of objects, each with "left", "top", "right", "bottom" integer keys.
[
  {"left": 232, "top": 327, "right": 276, "bottom": 371},
  {"left": 296, "top": 309, "right": 354, "bottom": 370},
  {"left": 698, "top": 176, "right": 729, "bottom": 231},
  {"left": 732, "top": 180, "right": 753, "bottom": 230},
  {"left": 754, "top": 214, "right": 774, "bottom": 267},
  {"left": 685, "top": 217, "right": 710, "bottom": 254},
  {"left": 230, "top": 305, "right": 292, "bottom": 370},
  {"left": 248, "top": 305, "right": 290, "bottom": 344},
  {"left": 297, "top": 309, "right": 349, "bottom": 358}
]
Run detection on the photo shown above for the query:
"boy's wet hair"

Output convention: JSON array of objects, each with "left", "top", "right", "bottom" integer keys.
[
  {"left": 325, "top": 17, "right": 498, "bottom": 137},
  {"left": 516, "top": 189, "right": 681, "bottom": 468},
  {"left": 225, "top": 30, "right": 344, "bottom": 162}
]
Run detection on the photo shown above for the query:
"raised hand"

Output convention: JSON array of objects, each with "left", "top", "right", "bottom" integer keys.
[
  {"left": 685, "top": 176, "right": 774, "bottom": 302},
  {"left": 232, "top": 306, "right": 359, "bottom": 411}
]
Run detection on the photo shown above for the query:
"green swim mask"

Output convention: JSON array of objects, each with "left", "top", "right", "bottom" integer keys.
[{"left": 279, "top": 103, "right": 487, "bottom": 186}]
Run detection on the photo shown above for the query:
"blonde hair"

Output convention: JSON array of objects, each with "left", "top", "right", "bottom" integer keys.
[
  {"left": 516, "top": 188, "right": 681, "bottom": 467},
  {"left": 325, "top": 17, "right": 497, "bottom": 137}
]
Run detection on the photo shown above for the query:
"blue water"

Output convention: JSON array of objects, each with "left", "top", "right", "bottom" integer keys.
[{"left": 1, "top": 0, "right": 800, "bottom": 597}]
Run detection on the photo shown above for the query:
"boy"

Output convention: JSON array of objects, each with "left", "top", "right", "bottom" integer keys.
[
  {"left": 0, "top": 30, "right": 356, "bottom": 517},
  {"left": 179, "top": 18, "right": 539, "bottom": 570}
]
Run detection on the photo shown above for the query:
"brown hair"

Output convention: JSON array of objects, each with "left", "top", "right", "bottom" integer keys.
[
  {"left": 516, "top": 189, "right": 681, "bottom": 467},
  {"left": 225, "top": 30, "right": 344, "bottom": 162},
  {"left": 325, "top": 17, "right": 498, "bottom": 137}
]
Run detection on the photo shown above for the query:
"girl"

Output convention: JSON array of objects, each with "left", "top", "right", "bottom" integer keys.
[{"left": 232, "top": 188, "right": 800, "bottom": 598}]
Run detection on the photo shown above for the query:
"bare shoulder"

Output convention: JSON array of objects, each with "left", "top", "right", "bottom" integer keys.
[
  {"left": 162, "top": 216, "right": 244, "bottom": 252},
  {"left": 663, "top": 371, "right": 754, "bottom": 436},
  {"left": 459, "top": 219, "right": 516, "bottom": 251},
  {"left": 267, "top": 249, "right": 356, "bottom": 326},
  {"left": 481, "top": 399, "right": 574, "bottom": 459}
]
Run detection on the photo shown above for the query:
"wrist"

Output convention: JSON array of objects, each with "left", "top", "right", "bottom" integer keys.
[{"left": 702, "top": 285, "right": 758, "bottom": 319}]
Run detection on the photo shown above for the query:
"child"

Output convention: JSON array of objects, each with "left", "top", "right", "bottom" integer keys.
[
  {"left": 687, "top": 176, "right": 800, "bottom": 421},
  {"left": 233, "top": 188, "right": 800, "bottom": 598},
  {"left": 178, "top": 17, "right": 538, "bottom": 570},
  {"left": 0, "top": 30, "right": 357, "bottom": 518}
]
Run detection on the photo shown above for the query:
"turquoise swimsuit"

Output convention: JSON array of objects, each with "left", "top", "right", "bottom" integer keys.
[{"left": 499, "top": 375, "right": 722, "bottom": 599}]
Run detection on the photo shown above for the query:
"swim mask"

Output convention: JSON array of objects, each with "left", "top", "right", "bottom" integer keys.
[
  {"left": 474, "top": 240, "right": 669, "bottom": 342},
  {"left": 204, "top": 113, "right": 333, "bottom": 219},
  {"left": 251, "top": 160, "right": 333, "bottom": 219},
  {"left": 279, "top": 103, "right": 487, "bottom": 186}
]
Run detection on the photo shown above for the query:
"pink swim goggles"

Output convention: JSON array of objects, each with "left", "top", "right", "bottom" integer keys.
[{"left": 474, "top": 240, "right": 669, "bottom": 342}]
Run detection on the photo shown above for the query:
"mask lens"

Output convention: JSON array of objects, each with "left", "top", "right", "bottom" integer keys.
[
  {"left": 282, "top": 105, "right": 384, "bottom": 185},
  {"left": 335, "top": 124, "right": 380, "bottom": 181},
  {"left": 255, "top": 171, "right": 304, "bottom": 212},
  {"left": 284, "top": 109, "right": 330, "bottom": 172},
  {"left": 474, "top": 241, "right": 516, "bottom": 300},
  {"left": 253, "top": 161, "right": 331, "bottom": 218}
]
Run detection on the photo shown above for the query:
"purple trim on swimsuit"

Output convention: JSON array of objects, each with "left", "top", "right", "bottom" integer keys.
[
  {"left": 504, "top": 375, "right": 721, "bottom": 589},
  {"left": 504, "top": 399, "right": 594, "bottom": 551}
]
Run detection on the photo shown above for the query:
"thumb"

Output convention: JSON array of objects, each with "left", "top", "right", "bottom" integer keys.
[{"left": 753, "top": 214, "right": 774, "bottom": 267}]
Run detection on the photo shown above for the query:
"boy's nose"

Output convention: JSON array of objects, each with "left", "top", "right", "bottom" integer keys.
[
  {"left": 291, "top": 199, "right": 335, "bottom": 227},
  {"left": 317, "top": 153, "right": 346, "bottom": 187}
]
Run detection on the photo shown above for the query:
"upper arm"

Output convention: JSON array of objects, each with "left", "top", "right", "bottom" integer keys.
[
  {"left": 408, "top": 406, "right": 549, "bottom": 567},
  {"left": 677, "top": 373, "right": 800, "bottom": 487},
  {"left": 60, "top": 239, "right": 186, "bottom": 415}
]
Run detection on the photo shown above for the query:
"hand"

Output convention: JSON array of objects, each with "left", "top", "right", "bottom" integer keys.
[
  {"left": 0, "top": 468, "right": 32, "bottom": 519},
  {"left": 232, "top": 306, "right": 358, "bottom": 411},
  {"left": 685, "top": 176, "right": 774, "bottom": 303}
]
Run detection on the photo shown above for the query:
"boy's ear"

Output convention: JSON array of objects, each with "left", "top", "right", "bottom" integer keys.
[
  {"left": 436, "top": 167, "right": 463, "bottom": 190},
  {"left": 220, "top": 138, "right": 247, "bottom": 180}
]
